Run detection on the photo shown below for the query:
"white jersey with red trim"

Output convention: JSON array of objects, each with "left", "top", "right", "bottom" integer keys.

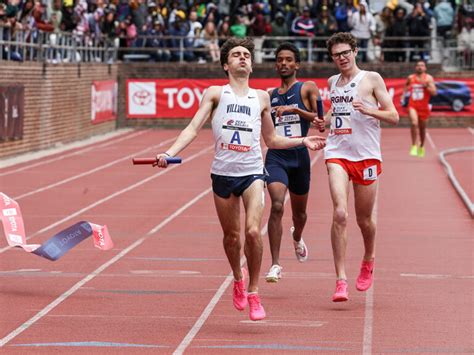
[
  {"left": 211, "top": 84, "right": 264, "bottom": 176},
  {"left": 324, "top": 70, "right": 382, "bottom": 162}
]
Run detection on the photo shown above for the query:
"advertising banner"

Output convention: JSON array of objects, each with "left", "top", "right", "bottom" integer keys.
[
  {"left": 126, "top": 78, "right": 474, "bottom": 119},
  {"left": 91, "top": 80, "right": 117, "bottom": 124},
  {"left": 0, "top": 85, "right": 24, "bottom": 141}
]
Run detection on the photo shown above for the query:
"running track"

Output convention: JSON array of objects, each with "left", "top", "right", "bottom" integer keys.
[{"left": 0, "top": 128, "right": 472, "bottom": 354}]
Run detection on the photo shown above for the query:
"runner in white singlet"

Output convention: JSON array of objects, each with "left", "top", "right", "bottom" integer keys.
[
  {"left": 318, "top": 33, "right": 399, "bottom": 303},
  {"left": 154, "top": 38, "right": 326, "bottom": 322},
  {"left": 211, "top": 84, "right": 263, "bottom": 176}
]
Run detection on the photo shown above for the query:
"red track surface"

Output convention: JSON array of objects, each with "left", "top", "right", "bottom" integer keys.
[{"left": 0, "top": 128, "right": 472, "bottom": 354}]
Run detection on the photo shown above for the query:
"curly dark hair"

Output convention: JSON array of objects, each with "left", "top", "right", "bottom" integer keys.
[
  {"left": 275, "top": 42, "right": 301, "bottom": 63},
  {"left": 326, "top": 32, "right": 358, "bottom": 56},
  {"left": 220, "top": 37, "right": 255, "bottom": 75}
]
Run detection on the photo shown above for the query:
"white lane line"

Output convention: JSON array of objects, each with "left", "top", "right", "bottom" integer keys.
[
  {"left": 426, "top": 132, "right": 437, "bottom": 152},
  {"left": 468, "top": 127, "right": 473, "bottom": 135},
  {"left": 14, "top": 137, "right": 177, "bottom": 201},
  {"left": 362, "top": 182, "right": 378, "bottom": 355},
  {"left": 0, "top": 130, "right": 146, "bottom": 176},
  {"left": 173, "top": 151, "right": 322, "bottom": 355},
  {"left": 0, "top": 187, "right": 213, "bottom": 347},
  {"left": 0, "top": 146, "right": 214, "bottom": 254}
]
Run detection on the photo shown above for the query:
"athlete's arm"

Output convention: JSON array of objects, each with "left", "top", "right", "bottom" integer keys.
[
  {"left": 304, "top": 81, "right": 326, "bottom": 131},
  {"left": 352, "top": 72, "right": 399, "bottom": 125},
  {"left": 259, "top": 90, "right": 326, "bottom": 150},
  {"left": 426, "top": 75, "right": 437, "bottom": 96},
  {"left": 155, "top": 86, "right": 219, "bottom": 166},
  {"left": 402, "top": 75, "right": 411, "bottom": 97}
]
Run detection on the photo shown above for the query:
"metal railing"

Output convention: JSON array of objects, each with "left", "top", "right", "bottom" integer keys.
[{"left": 1, "top": 27, "right": 472, "bottom": 70}]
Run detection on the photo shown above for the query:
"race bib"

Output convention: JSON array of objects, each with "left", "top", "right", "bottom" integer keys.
[
  {"left": 331, "top": 112, "right": 352, "bottom": 135},
  {"left": 221, "top": 120, "right": 253, "bottom": 152},
  {"left": 363, "top": 165, "right": 378, "bottom": 181},
  {"left": 275, "top": 114, "right": 302, "bottom": 138},
  {"left": 411, "top": 85, "right": 425, "bottom": 101}
]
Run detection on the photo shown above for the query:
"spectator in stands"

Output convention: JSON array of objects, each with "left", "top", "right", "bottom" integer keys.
[
  {"left": 334, "top": 0, "right": 356, "bottom": 32},
  {"left": 146, "top": 20, "right": 170, "bottom": 62},
  {"left": 2, "top": 7, "right": 23, "bottom": 61},
  {"left": 249, "top": 3, "right": 269, "bottom": 63},
  {"left": 348, "top": 0, "right": 375, "bottom": 62},
  {"left": 51, "top": 0, "right": 62, "bottom": 33},
  {"left": 230, "top": 11, "right": 248, "bottom": 38},
  {"left": 17, "top": 0, "right": 34, "bottom": 31},
  {"left": 269, "top": 11, "right": 289, "bottom": 48},
  {"left": 199, "top": 20, "right": 220, "bottom": 63},
  {"left": 33, "top": 1, "right": 54, "bottom": 32},
  {"left": 314, "top": 5, "right": 337, "bottom": 61},
  {"left": 407, "top": 3, "right": 431, "bottom": 61},
  {"left": 458, "top": 17, "right": 474, "bottom": 68},
  {"left": 457, "top": 0, "right": 474, "bottom": 33},
  {"left": 101, "top": 5, "right": 117, "bottom": 40},
  {"left": 217, "top": 16, "right": 231, "bottom": 46},
  {"left": 203, "top": 3, "right": 220, "bottom": 29},
  {"left": 433, "top": 0, "right": 454, "bottom": 39},
  {"left": 168, "top": 9, "right": 194, "bottom": 62},
  {"left": 60, "top": 3, "right": 77, "bottom": 32},
  {"left": 384, "top": 7, "right": 407, "bottom": 62},
  {"left": 187, "top": 9, "right": 203, "bottom": 60},
  {"left": 131, "top": 0, "right": 147, "bottom": 32},
  {"left": 73, "top": 1, "right": 90, "bottom": 37},
  {"left": 291, "top": 6, "right": 315, "bottom": 55},
  {"left": 374, "top": 6, "right": 393, "bottom": 61}
]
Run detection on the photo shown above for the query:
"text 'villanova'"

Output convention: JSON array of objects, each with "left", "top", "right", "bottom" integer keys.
[{"left": 227, "top": 104, "right": 251, "bottom": 116}]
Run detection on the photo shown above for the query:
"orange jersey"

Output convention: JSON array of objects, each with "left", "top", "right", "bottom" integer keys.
[{"left": 407, "top": 74, "right": 431, "bottom": 111}]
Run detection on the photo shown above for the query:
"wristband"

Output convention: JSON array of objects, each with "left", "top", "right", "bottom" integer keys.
[{"left": 163, "top": 152, "right": 171, "bottom": 157}]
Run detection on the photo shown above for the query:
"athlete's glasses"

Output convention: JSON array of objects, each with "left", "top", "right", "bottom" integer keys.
[{"left": 331, "top": 49, "right": 353, "bottom": 59}]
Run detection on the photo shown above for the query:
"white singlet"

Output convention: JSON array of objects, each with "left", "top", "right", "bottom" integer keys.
[
  {"left": 324, "top": 71, "right": 382, "bottom": 162},
  {"left": 211, "top": 84, "right": 264, "bottom": 176}
]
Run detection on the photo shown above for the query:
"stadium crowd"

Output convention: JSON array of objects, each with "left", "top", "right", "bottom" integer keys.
[{"left": 0, "top": 0, "right": 473, "bottom": 63}]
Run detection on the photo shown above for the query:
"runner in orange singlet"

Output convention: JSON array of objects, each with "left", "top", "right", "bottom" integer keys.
[{"left": 403, "top": 61, "right": 437, "bottom": 158}]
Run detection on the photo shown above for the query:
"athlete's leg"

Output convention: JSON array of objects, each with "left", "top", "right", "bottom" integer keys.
[
  {"left": 289, "top": 191, "right": 308, "bottom": 243},
  {"left": 213, "top": 193, "right": 243, "bottom": 281},
  {"left": 353, "top": 181, "right": 378, "bottom": 261},
  {"left": 267, "top": 182, "right": 287, "bottom": 266},
  {"left": 408, "top": 107, "right": 419, "bottom": 146},
  {"left": 327, "top": 163, "right": 350, "bottom": 280},
  {"left": 419, "top": 118, "right": 427, "bottom": 147},
  {"left": 241, "top": 179, "right": 265, "bottom": 293}
]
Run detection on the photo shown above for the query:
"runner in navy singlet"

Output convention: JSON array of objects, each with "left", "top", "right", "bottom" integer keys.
[{"left": 264, "top": 42, "right": 325, "bottom": 283}]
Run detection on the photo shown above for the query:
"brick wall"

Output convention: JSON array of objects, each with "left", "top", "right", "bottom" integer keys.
[{"left": 0, "top": 62, "right": 118, "bottom": 159}]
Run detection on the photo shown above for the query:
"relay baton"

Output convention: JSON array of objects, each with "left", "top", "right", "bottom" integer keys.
[
  {"left": 317, "top": 97, "right": 325, "bottom": 133},
  {"left": 132, "top": 157, "right": 182, "bottom": 165}
]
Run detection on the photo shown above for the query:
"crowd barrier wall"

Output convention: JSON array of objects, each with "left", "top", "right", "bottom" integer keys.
[{"left": 1, "top": 61, "right": 472, "bottom": 160}]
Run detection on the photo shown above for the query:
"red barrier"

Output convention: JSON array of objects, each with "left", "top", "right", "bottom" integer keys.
[{"left": 126, "top": 78, "right": 474, "bottom": 119}]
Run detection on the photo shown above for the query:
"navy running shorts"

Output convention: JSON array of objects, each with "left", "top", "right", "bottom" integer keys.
[
  {"left": 211, "top": 173, "right": 266, "bottom": 199},
  {"left": 265, "top": 148, "right": 311, "bottom": 195}
]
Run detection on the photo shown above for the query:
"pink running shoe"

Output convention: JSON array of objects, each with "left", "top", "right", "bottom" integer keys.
[
  {"left": 248, "top": 293, "right": 266, "bottom": 321},
  {"left": 356, "top": 260, "right": 374, "bottom": 291},
  {"left": 233, "top": 268, "right": 248, "bottom": 311},
  {"left": 332, "top": 279, "right": 349, "bottom": 302}
]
